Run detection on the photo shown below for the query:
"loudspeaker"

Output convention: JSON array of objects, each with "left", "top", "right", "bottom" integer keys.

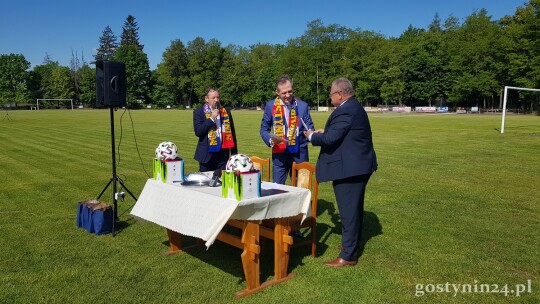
[{"left": 96, "top": 60, "right": 126, "bottom": 107}]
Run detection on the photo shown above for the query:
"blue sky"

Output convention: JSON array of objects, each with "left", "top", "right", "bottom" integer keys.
[{"left": 0, "top": 0, "right": 526, "bottom": 70}]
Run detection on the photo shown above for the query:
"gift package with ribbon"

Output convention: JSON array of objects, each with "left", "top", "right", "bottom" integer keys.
[
  {"left": 221, "top": 170, "right": 261, "bottom": 201},
  {"left": 153, "top": 158, "right": 184, "bottom": 184}
]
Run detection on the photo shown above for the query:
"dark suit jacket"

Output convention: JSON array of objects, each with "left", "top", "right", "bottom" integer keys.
[
  {"left": 259, "top": 97, "right": 314, "bottom": 155},
  {"left": 193, "top": 105, "right": 238, "bottom": 164},
  {"left": 311, "top": 97, "right": 377, "bottom": 182}
]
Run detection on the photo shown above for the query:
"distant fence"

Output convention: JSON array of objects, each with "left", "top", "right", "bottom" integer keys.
[
  {"left": 1, "top": 102, "right": 34, "bottom": 110},
  {"left": 365, "top": 106, "right": 412, "bottom": 113}
]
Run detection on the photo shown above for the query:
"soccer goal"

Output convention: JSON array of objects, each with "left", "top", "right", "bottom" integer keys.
[
  {"left": 500, "top": 86, "right": 540, "bottom": 134},
  {"left": 36, "top": 99, "right": 73, "bottom": 110}
]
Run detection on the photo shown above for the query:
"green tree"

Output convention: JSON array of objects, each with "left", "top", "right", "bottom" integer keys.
[
  {"left": 121, "top": 15, "right": 143, "bottom": 50},
  {"left": 78, "top": 64, "right": 96, "bottom": 107},
  {"left": 400, "top": 24, "right": 426, "bottom": 40},
  {"left": 501, "top": 0, "right": 540, "bottom": 112},
  {"left": 448, "top": 9, "right": 504, "bottom": 108},
  {"left": 148, "top": 71, "right": 174, "bottom": 108},
  {"left": 344, "top": 31, "right": 388, "bottom": 106},
  {"left": 186, "top": 37, "right": 210, "bottom": 105},
  {"left": 428, "top": 13, "right": 443, "bottom": 32},
  {"left": 242, "top": 43, "right": 278, "bottom": 106},
  {"left": 286, "top": 19, "right": 354, "bottom": 106},
  {"left": 398, "top": 13, "right": 455, "bottom": 107},
  {"left": 29, "top": 57, "right": 60, "bottom": 101},
  {"left": 154, "top": 39, "right": 190, "bottom": 106},
  {"left": 277, "top": 40, "right": 321, "bottom": 106},
  {"left": 219, "top": 45, "right": 251, "bottom": 107},
  {"left": 95, "top": 25, "right": 118, "bottom": 61},
  {"left": 114, "top": 45, "right": 150, "bottom": 103},
  {"left": 0, "top": 54, "right": 30, "bottom": 103},
  {"left": 380, "top": 66, "right": 405, "bottom": 105},
  {"left": 205, "top": 38, "right": 224, "bottom": 87},
  {"left": 47, "top": 66, "right": 73, "bottom": 100},
  {"left": 444, "top": 15, "right": 461, "bottom": 31},
  {"left": 186, "top": 37, "right": 225, "bottom": 106},
  {"left": 115, "top": 15, "right": 150, "bottom": 103}
]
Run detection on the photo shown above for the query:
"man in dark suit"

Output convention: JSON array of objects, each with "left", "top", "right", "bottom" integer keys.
[
  {"left": 193, "top": 88, "right": 238, "bottom": 172},
  {"left": 260, "top": 75, "right": 314, "bottom": 184},
  {"left": 304, "top": 78, "right": 377, "bottom": 267}
]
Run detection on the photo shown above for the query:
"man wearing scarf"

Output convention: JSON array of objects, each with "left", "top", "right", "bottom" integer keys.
[
  {"left": 194, "top": 88, "right": 238, "bottom": 172},
  {"left": 260, "top": 75, "right": 315, "bottom": 184}
]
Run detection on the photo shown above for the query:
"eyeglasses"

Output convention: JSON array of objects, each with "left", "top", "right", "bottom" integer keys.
[{"left": 329, "top": 90, "right": 341, "bottom": 97}]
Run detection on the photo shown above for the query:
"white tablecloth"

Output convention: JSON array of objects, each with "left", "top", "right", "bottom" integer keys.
[{"left": 130, "top": 179, "right": 311, "bottom": 247}]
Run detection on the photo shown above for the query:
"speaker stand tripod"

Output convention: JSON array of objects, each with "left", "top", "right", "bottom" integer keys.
[
  {"left": 2, "top": 108, "right": 12, "bottom": 120},
  {"left": 97, "top": 106, "right": 137, "bottom": 236}
]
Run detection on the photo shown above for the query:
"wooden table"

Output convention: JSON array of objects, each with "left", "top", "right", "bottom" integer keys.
[{"left": 131, "top": 179, "right": 311, "bottom": 297}]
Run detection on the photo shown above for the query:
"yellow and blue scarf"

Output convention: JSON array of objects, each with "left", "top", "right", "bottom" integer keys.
[
  {"left": 204, "top": 104, "right": 235, "bottom": 152},
  {"left": 272, "top": 98, "right": 299, "bottom": 153}
]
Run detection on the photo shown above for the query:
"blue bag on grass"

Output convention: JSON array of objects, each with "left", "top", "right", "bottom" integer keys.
[
  {"left": 76, "top": 201, "right": 112, "bottom": 235},
  {"left": 81, "top": 203, "right": 94, "bottom": 233},
  {"left": 76, "top": 202, "right": 84, "bottom": 228},
  {"left": 92, "top": 207, "right": 113, "bottom": 235}
]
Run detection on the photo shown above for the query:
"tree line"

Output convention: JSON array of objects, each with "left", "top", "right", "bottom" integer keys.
[{"left": 1, "top": 0, "right": 539, "bottom": 112}]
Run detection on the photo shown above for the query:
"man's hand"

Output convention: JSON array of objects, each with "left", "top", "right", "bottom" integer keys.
[
  {"left": 210, "top": 108, "right": 219, "bottom": 120},
  {"left": 269, "top": 135, "right": 286, "bottom": 146},
  {"left": 304, "top": 129, "right": 324, "bottom": 141},
  {"left": 303, "top": 129, "right": 314, "bottom": 139}
]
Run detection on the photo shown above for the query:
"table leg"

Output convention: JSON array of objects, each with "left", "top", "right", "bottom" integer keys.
[
  {"left": 163, "top": 229, "right": 183, "bottom": 255},
  {"left": 274, "top": 218, "right": 294, "bottom": 279},
  {"left": 235, "top": 219, "right": 295, "bottom": 297},
  {"left": 240, "top": 221, "right": 260, "bottom": 290}
]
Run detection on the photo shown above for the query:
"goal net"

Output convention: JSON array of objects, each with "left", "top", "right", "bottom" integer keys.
[
  {"left": 500, "top": 86, "right": 540, "bottom": 134},
  {"left": 36, "top": 99, "right": 73, "bottom": 110}
]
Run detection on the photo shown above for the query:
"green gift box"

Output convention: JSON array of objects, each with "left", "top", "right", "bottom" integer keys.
[
  {"left": 153, "top": 158, "right": 184, "bottom": 183},
  {"left": 222, "top": 170, "right": 261, "bottom": 201}
]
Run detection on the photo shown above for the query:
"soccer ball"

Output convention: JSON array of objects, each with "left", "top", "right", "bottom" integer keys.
[
  {"left": 225, "top": 154, "right": 254, "bottom": 173},
  {"left": 155, "top": 141, "right": 178, "bottom": 160}
]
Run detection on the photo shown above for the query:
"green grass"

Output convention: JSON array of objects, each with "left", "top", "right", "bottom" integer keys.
[{"left": 0, "top": 109, "right": 539, "bottom": 303}]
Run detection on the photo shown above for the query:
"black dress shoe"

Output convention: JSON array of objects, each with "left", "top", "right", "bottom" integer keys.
[{"left": 324, "top": 257, "right": 357, "bottom": 267}]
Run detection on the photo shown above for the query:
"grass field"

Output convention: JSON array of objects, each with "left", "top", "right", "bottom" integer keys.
[{"left": 0, "top": 109, "right": 538, "bottom": 303}]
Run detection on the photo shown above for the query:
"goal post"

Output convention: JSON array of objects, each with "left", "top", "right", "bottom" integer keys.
[
  {"left": 36, "top": 99, "right": 73, "bottom": 110},
  {"left": 501, "top": 86, "right": 540, "bottom": 134}
]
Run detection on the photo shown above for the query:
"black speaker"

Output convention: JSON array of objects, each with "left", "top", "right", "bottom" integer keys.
[{"left": 96, "top": 60, "right": 126, "bottom": 107}]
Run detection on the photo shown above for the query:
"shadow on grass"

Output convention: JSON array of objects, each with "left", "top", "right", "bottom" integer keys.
[
  {"left": 109, "top": 204, "right": 138, "bottom": 234},
  {"left": 112, "top": 217, "right": 136, "bottom": 234},
  {"left": 160, "top": 235, "right": 326, "bottom": 285},
  {"left": 317, "top": 198, "right": 383, "bottom": 258},
  {"left": 160, "top": 235, "right": 254, "bottom": 285},
  {"left": 157, "top": 199, "right": 382, "bottom": 286}
]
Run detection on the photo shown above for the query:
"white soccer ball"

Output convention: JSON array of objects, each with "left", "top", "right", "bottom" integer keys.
[
  {"left": 226, "top": 154, "right": 254, "bottom": 173},
  {"left": 155, "top": 141, "right": 178, "bottom": 160}
]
